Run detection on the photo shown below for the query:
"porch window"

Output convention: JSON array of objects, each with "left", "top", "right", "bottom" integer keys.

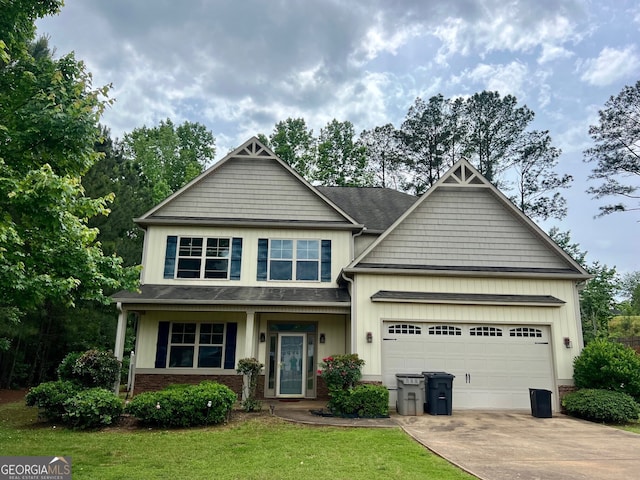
[{"left": 168, "top": 322, "right": 225, "bottom": 368}]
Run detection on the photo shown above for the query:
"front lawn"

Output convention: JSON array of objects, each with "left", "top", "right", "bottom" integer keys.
[{"left": 0, "top": 401, "right": 475, "bottom": 480}]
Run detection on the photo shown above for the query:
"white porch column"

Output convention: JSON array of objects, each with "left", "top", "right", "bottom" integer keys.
[
  {"left": 244, "top": 309, "right": 256, "bottom": 359},
  {"left": 114, "top": 302, "right": 127, "bottom": 361}
]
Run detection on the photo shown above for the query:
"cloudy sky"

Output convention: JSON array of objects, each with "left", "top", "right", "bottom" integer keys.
[{"left": 36, "top": 0, "right": 639, "bottom": 274}]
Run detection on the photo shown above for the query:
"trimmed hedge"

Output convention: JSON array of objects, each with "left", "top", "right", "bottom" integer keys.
[
  {"left": 562, "top": 388, "right": 640, "bottom": 424},
  {"left": 573, "top": 339, "right": 640, "bottom": 402},
  {"left": 328, "top": 384, "right": 389, "bottom": 418},
  {"left": 62, "top": 388, "right": 124, "bottom": 429},
  {"left": 125, "top": 381, "right": 237, "bottom": 427},
  {"left": 25, "top": 380, "right": 81, "bottom": 421}
]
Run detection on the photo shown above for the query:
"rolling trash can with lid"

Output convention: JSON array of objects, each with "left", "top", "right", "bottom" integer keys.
[
  {"left": 529, "top": 388, "right": 552, "bottom": 418},
  {"left": 423, "top": 372, "right": 455, "bottom": 415},
  {"left": 395, "top": 374, "right": 425, "bottom": 415}
]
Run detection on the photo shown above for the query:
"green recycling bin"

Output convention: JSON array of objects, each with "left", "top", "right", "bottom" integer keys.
[{"left": 423, "top": 372, "right": 454, "bottom": 415}]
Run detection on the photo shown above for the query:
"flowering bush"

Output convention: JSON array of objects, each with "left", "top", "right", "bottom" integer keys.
[{"left": 318, "top": 354, "right": 365, "bottom": 391}]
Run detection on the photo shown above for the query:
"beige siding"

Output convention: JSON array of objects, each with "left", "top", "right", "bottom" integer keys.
[
  {"left": 352, "top": 274, "right": 582, "bottom": 385},
  {"left": 141, "top": 225, "right": 352, "bottom": 286},
  {"left": 154, "top": 157, "right": 346, "bottom": 222},
  {"left": 362, "top": 187, "right": 571, "bottom": 270}
]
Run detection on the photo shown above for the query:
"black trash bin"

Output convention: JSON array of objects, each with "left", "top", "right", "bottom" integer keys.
[
  {"left": 423, "top": 372, "right": 455, "bottom": 415},
  {"left": 529, "top": 388, "right": 552, "bottom": 418}
]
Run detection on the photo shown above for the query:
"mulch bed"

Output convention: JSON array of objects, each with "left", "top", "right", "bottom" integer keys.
[{"left": 0, "top": 389, "right": 28, "bottom": 405}]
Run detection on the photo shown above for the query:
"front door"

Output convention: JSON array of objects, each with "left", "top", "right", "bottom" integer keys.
[{"left": 277, "top": 333, "right": 306, "bottom": 397}]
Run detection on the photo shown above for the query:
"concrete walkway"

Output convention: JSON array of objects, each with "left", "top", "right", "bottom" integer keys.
[{"left": 273, "top": 402, "right": 640, "bottom": 480}]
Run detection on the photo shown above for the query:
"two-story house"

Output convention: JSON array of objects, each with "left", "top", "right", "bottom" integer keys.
[{"left": 113, "top": 137, "right": 590, "bottom": 412}]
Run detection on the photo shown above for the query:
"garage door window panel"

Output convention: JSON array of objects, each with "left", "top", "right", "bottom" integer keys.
[{"left": 428, "top": 325, "right": 462, "bottom": 336}]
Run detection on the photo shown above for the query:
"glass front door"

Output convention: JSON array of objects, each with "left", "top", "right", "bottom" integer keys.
[{"left": 277, "top": 334, "right": 305, "bottom": 396}]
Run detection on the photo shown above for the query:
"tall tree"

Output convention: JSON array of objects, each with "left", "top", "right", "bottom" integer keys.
[
  {"left": 584, "top": 81, "right": 640, "bottom": 216},
  {"left": 268, "top": 118, "right": 316, "bottom": 179},
  {"left": 121, "top": 119, "right": 215, "bottom": 203},
  {"left": 359, "top": 124, "right": 404, "bottom": 189},
  {"left": 399, "top": 95, "right": 459, "bottom": 194},
  {"left": 510, "top": 130, "right": 572, "bottom": 220},
  {"left": 463, "top": 91, "right": 534, "bottom": 184},
  {"left": 580, "top": 262, "right": 619, "bottom": 343},
  {"left": 0, "top": 1, "right": 138, "bottom": 372},
  {"left": 315, "top": 119, "right": 371, "bottom": 186}
]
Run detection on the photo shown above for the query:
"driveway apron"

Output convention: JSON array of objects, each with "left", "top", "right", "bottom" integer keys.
[{"left": 395, "top": 410, "right": 640, "bottom": 480}]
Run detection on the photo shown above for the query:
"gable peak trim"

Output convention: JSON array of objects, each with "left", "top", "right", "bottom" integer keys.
[{"left": 234, "top": 137, "right": 277, "bottom": 158}]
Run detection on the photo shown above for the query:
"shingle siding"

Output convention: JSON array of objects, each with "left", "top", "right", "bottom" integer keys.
[
  {"left": 154, "top": 157, "right": 347, "bottom": 222},
  {"left": 361, "top": 186, "right": 571, "bottom": 270}
]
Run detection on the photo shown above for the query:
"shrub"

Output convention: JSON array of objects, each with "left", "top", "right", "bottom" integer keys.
[
  {"left": 72, "top": 349, "right": 121, "bottom": 390},
  {"left": 25, "top": 380, "right": 81, "bottom": 421},
  {"left": 329, "top": 384, "right": 389, "bottom": 418},
  {"left": 319, "top": 354, "right": 365, "bottom": 391},
  {"left": 125, "top": 381, "right": 237, "bottom": 428},
  {"left": 62, "top": 388, "right": 123, "bottom": 429},
  {"left": 237, "top": 357, "right": 264, "bottom": 412},
  {"left": 562, "top": 389, "right": 640, "bottom": 424},
  {"left": 57, "top": 352, "right": 83, "bottom": 383},
  {"left": 573, "top": 339, "right": 640, "bottom": 401}
]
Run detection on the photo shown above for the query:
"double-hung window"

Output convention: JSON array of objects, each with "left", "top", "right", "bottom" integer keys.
[
  {"left": 168, "top": 322, "right": 225, "bottom": 368},
  {"left": 176, "top": 237, "right": 230, "bottom": 279},
  {"left": 269, "top": 239, "right": 320, "bottom": 281}
]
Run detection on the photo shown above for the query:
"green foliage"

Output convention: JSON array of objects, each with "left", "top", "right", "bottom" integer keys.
[
  {"left": 267, "top": 117, "right": 316, "bottom": 179},
  {"left": 121, "top": 119, "right": 215, "bottom": 203},
  {"left": 57, "top": 351, "right": 83, "bottom": 381},
  {"left": 329, "top": 384, "right": 389, "bottom": 418},
  {"left": 25, "top": 380, "right": 81, "bottom": 421},
  {"left": 62, "top": 387, "right": 123, "bottom": 429},
  {"left": 236, "top": 357, "right": 264, "bottom": 412},
  {"left": 125, "top": 381, "right": 237, "bottom": 427},
  {"left": 562, "top": 389, "right": 640, "bottom": 424},
  {"left": 319, "top": 354, "right": 365, "bottom": 391},
  {"left": 573, "top": 339, "right": 640, "bottom": 401},
  {"left": 68, "top": 349, "right": 121, "bottom": 390},
  {"left": 316, "top": 119, "right": 371, "bottom": 187},
  {"left": 359, "top": 123, "right": 404, "bottom": 189},
  {"left": 580, "top": 263, "right": 620, "bottom": 343},
  {"left": 609, "top": 316, "right": 640, "bottom": 339},
  {"left": 584, "top": 81, "right": 640, "bottom": 216}
]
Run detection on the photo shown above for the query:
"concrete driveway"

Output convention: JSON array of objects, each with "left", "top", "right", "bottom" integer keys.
[{"left": 395, "top": 410, "right": 640, "bottom": 480}]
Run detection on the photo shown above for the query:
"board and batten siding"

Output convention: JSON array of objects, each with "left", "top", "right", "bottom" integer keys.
[
  {"left": 141, "top": 225, "right": 353, "bottom": 286},
  {"left": 361, "top": 187, "right": 572, "bottom": 270},
  {"left": 152, "top": 157, "right": 347, "bottom": 223},
  {"left": 353, "top": 274, "right": 582, "bottom": 385}
]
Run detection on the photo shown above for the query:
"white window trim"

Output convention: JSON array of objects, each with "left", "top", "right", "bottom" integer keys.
[
  {"left": 175, "top": 236, "right": 232, "bottom": 280},
  {"left": 168, "top": 322, "right": 226, "bottom": 368}
]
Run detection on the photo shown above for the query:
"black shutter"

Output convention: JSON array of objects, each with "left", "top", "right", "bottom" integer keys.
[
  {"left": 154, "top": 321, "right": 170, "bottom": 368},
  {"left": 163, "top": 236, "right": 178, "bottom": 279},
  {"left": 230, "top": 237, "right": 243, "bottom": 280},
  {"left": 256, "top": 238, "right": 268, "bottom": 281},
  {"left": 321, "top": 240, "right": 331, "bottom": 282},
  {"left": 224, "top": 322, "right": 237, "bottom": 369}
]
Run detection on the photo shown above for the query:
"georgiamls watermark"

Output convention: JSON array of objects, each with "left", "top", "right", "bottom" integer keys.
[{"left": 0, "top": 456, "right": 71, "bottom": 480}]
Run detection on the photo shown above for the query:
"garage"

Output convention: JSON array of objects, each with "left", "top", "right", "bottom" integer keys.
[{"left": 382, "top": 322, "right": 554, "bottom": 410}]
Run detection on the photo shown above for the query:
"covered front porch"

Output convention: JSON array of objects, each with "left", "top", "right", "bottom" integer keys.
[{"left": 112, "top": 285, "right": 351, "bottom": 399}]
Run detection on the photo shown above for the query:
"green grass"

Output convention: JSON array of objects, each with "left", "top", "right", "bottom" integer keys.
[{"left": 0, "top": 402, "right": 475, "bottom": 480}]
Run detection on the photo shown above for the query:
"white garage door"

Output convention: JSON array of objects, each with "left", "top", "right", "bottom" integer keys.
[{"left": 382, "top": 322, "right": 554, "bottom": 410}]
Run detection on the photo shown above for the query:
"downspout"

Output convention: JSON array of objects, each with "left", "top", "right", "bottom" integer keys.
[{"left": 343, "top": 226, "right": 366, "bottom": 354}]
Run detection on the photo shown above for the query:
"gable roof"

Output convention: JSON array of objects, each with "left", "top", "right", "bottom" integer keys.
[
  {"left": 136, "top": 137, "right": 362, "bottom": 230},
  {"left": 347, "top": 158, "right": 590, "bottom": 279},
  {"left": 315, "top": 186, "right": 417, "bottom": 232}
]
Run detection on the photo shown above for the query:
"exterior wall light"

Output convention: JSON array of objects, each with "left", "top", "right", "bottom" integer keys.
[
  {"left": 563, "top": 337, "right": 572, "bottom": 348},
  {"left": 319, "top": 333, "right": 326, "bottom": 343},
  {"left": 366, "top": 332, "right": 373, "bottom": 343},
  {"left": 259, "top": 332, "right": 266, "bottom": 342}
]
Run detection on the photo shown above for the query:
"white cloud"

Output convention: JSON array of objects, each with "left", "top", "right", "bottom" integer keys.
[
  {"left": 579, "top": 45, "right": 640, "bottom": 86},
  {"left": 461, "top": 61, "right": 529, "bottom": 99}
]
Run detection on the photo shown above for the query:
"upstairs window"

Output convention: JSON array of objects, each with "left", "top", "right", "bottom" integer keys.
[
  {"left": 164, "top": 236, "right": 243, "bottom": 280},
  {"left": 269, "top": 239, "right": 320, "bottom": 281}
]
